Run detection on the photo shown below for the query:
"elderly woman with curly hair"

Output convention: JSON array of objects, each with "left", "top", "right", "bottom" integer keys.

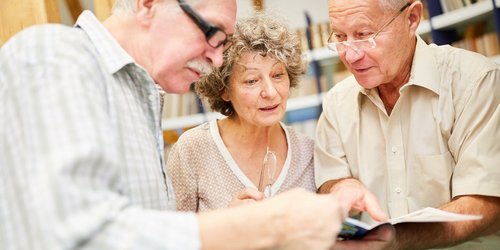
[{"left": 167, "top": 12, "right": 315, "bottom": 212}]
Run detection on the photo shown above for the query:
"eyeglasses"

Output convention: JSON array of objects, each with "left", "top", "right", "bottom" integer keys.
[
  {"left": 177, "top": 0, "right": 229, "bottom": 48},
  {"left": 258, "top": 148, "right": 277, "bottom": 198},
  {"left": 326, "top": 3, "right": 411, "bottom": 53}
]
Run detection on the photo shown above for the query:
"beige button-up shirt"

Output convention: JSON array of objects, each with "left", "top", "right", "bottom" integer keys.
[{"left": 315, "top": 36, "right": 500, "bottom": 248}]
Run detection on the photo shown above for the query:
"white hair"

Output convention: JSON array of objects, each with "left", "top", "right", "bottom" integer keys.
[
  {"left": 112, "top": 0, "right": 203, "bottom": 15},
  {"left": 112, "top": 0, "right": 136, "bottom": 15},
  {"left": 379, "top": 0, "right": 414, "bottom": 12}
]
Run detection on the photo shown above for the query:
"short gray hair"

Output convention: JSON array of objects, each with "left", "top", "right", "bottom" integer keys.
[
  {"left": 379, "top": 0, "right": 413, "bottom": 12},
  {"left": 112, "top": 0, "right": 202, "bottom": 15},
  {"left": 112, "top": 0, "right": 136, "bottom": 14}
]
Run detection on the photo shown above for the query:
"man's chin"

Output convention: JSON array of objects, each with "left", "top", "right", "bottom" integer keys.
[
  {"left": 354, "top": 77, "right": 379, "bottom": 90},
  {"left": 160, "top": 82, "right": 194, "bottom": 94},
  {"left": 168, "top": 87, "right": 192, "bottom": 94}
]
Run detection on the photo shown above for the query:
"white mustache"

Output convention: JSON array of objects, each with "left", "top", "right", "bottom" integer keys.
[{"left": 186, "top": 60, "right": 213, "bottom": 76}]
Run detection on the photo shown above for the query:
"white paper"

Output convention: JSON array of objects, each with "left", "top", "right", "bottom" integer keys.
[
  {"left": 388, "top": 207, "right": 483, "bottom": 224},
  {"left": 340, "top": 207, "right": 483, "bottom": 239}
]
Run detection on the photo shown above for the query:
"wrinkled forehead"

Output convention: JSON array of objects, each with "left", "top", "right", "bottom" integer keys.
[{"left": 328, "top": 0, "right": 382, "bottom": 30}]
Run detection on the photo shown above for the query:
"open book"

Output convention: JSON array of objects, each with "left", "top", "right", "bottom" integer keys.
[{"left": 339, "top": 207, "right": 483, "bottom": 239}]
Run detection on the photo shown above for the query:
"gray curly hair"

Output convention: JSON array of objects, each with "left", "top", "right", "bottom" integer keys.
[{"left": 195, "top": 12, "right": 306, "bottom": 117}]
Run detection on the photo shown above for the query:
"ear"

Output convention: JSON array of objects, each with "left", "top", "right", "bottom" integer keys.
[
  {"left": 221, "top": 90, "right": 230, "bottom": 102},
  {"left": 407, "top": 1, "right": 422, "bottom": 35},
  {"left": 135, "top": 0, "right": 156, "bottom": 26}
]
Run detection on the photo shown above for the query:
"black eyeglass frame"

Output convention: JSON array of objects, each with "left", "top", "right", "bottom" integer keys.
[{"left": 177, "top": 0, "right": 228, "bottom": 48}]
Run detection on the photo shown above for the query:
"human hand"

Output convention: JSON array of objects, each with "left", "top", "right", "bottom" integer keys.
[
  {"left": 265, "top": 188, "right": 346, "bottom": 250},
  {"left": 228, "top": 188, "right": 264, "bottom": 207},
  {"left": 330, "top": 179, "right": 388, "bottom": 222},
  {"left": 332, "top": 224, "right": 395, "bottom": 250}
]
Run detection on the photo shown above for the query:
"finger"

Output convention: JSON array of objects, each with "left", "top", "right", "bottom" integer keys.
[
  {"left": 332, "top": 183, "right": 387, "bottom": 222},
  {"left": 331, "top": 192, "right": 361, "bottom": 216},
  {"left": 362, "top": 192, "right": 388, "bottom": 221},
  {"left": 236, "top": 188, "right": 265, "bottom": 201}
]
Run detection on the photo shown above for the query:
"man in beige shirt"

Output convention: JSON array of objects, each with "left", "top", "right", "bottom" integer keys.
[
  {"left": 316, "top": 0, "right": 500, "bottom": 249},
  {"left": 0, "top": 0, "right": 393, "bottom": 249}
]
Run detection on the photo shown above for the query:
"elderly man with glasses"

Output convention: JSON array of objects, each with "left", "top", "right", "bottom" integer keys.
[{"left": 316, "top": 0, "right": 500, "bottom": 249}]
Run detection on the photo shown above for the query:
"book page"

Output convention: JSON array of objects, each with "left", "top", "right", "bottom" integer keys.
[
  {"left": 388, "top": 207, "right": 483, "bottom": 224},
  {"left": 339, "top": 207, "right": 482, "bottom": 240}
]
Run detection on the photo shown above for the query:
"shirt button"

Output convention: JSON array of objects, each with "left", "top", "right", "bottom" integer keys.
[
  {"left": 395, "top": 187, "right": 402, "bottom": 194},
  {"left": 391, "top": 147, "right": 398, "bottom": 153},
  {"left": 149, "top": 95, "right": 155, "bottom": 101}
]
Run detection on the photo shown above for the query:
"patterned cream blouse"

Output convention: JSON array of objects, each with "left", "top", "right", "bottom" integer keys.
[{"left": 167, "top": 120, "right": 315, "bottom": 212}]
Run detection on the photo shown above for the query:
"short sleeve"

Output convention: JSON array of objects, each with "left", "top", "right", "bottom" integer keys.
[{"left": 450, "top": 68, "right": 500, "bottom": 198}]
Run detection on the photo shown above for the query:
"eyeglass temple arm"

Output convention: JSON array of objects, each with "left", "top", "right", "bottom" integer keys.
[
  {"left": 258, "top": 167, "right": 266, "bottom": 192},
  {"left": 177, "top": 0, "right": 212, "bottom": 35},
  {"left": 373, "top": 2, "right": 412, "bottom": 37}
]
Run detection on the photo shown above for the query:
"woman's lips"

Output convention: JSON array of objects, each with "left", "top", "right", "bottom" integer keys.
[
  {"left": 352, "top": 65, "right": 372, "bottom": 74},
  {"left": 260, "top": 104, "right": 279, "bottom": 111}
]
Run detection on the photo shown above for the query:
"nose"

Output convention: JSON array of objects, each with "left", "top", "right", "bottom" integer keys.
[
  {"left": 343, "top": 45, "right": 364, "bottom": 64},
  {"left": 204, "top": 45, "right": 224, "bottom": 68},
  {"left": 260, "top": 78, "right": 277, "bottom": 98}
]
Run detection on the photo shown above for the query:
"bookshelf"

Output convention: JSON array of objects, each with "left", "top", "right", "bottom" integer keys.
[
  {"left": 304, "top": 47, "right": 338, "bottom": 62},
  {"left": 431, "top": 0, "right": 497, "bottom": 30},
  {"left": 427, "top": 0, "right": 500, "bottom": 45},
  {"left": 162, "top": 92, "right": 326, "bottom": 131},
  {"left": 162, "top": 0, "right": 500, "bottom": 137},
  {"left": 417, "top": 19, "right": 432, "bottom": 34}
]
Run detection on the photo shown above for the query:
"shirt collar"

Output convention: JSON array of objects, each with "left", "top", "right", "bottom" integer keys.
[
  {"left": 406, "top": 35, "right": 440, "bottom": 95},
  {"left": 75, "top": 10, "right": 134, "bottom": 75}
]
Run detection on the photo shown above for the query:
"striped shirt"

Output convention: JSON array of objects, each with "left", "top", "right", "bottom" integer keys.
[{"left": 0, "top": 11, "right": 199, "bottom": 250}]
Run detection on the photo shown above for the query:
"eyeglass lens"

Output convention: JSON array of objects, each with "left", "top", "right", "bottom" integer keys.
[
  {"left": 328, "top": 39, "right": 376, "bottom": 53},
  {"left": 208, "top": 30, "right": 228, "bottom": 48},
  {"left": 258, "top": 149, "right": 277, "bottom": 198}
]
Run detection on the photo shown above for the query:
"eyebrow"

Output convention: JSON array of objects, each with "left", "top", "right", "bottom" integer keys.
[{"left": 236, "top": 60, "right": 282, "bottom": 72}]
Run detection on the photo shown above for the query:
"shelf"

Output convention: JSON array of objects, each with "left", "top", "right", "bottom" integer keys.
[
  {"left": 493, "top": 55, "right": 500, "bottom": 64},
  {"left": 304, "top": 46, "right": 338, "bottom": 61},
  {"left": 417, "top": 19, "right": 431, "bottom": 35},
  {"left": 431, "top": 0, "right": 498, "bottom": 30},
  {"left": 287, "top": 92, "right": 325, "bottom": 111},
  {"left": 162, "top": 112, "right": 224, "bottom": 131},
  {"left": 285, "top": 93, "right": 326, "bottom": 123},
  {"left": 161, "top": 92, "right": 327, "bottom": 131}
]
